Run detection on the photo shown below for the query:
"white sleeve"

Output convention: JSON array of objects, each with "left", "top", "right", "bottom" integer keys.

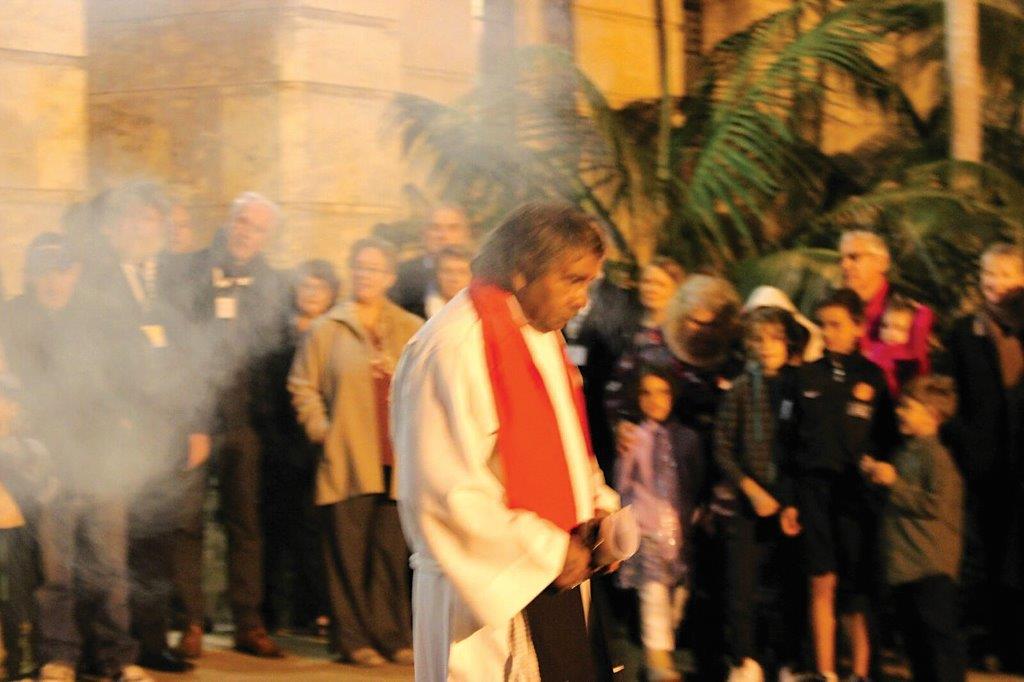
[{"left": 392, "top": 335, "right": 569, "bottom": 629}]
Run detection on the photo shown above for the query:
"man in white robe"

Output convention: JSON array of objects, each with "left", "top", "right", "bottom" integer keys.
[{"left": 391, "top": 203, "right": 620, "bottom": 681}]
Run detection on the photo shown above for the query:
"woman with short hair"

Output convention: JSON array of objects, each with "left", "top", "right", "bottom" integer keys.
[{"left": 288, "top": 238, "right": 422, "bottom": 667}]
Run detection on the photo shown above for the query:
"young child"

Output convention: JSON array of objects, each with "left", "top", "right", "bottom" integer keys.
[
  {"left": 0, "top": 373, "right": 56, "bottom": 680},
  {"left": 792, "top": 289, "right": 898, "bottom": 682},
  {"left": 864, "top": 295, "right": 928, "bottom": 396},
  {"left": 715, "top": 307, "right": 802, "bottom": 681},
  {"left": 860, "top": 375, "right": 964, "bottom": 682},
  {"left": 615, "top": 366, "right": 703, "bottom": 681}
]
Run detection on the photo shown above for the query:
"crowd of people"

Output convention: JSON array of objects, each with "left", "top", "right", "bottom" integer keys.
[{"left": 0, "top": 183, "right": 1021, "bottom": 682}]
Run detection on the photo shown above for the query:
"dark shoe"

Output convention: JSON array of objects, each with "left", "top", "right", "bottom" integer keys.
[
  {"left": 234, "top": 626, "right": 284, "bottom": 658},
  {"left": 174, "top": 623, "right": 204, "bottom": 659},
  {"left": 346, "top": 647, "right": 387, "bottom": 667},
  {"left": 138, "top": 648, "right": 194, "bottom": 673}
]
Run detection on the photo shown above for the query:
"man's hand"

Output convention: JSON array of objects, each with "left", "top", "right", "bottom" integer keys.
[
  {"left": 779, "top": 506, "right": 802, "bottom": 536},
  {"left": 615, "top": 421, "right": 639, "bottom": 457},
  {"left": 860, "top": 455, "right": 897, "bottom": 487},
  {"left": 740, "top": 478, "right": 780, "bottom": 518},
  {"left": 553, "top": 533, "right": 593, "bottom": 591},
  {"left": 185, "top": 433, "right": 212, "bottom": 471}
]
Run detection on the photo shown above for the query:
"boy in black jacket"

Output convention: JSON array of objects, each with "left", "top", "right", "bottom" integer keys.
[{"left": 791, "top": 289, "right": 898, "bottom": 682}]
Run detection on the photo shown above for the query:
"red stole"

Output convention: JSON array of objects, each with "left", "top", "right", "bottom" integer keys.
[{"left": 468, "top": 280, "right": 594, "bottom": 532}]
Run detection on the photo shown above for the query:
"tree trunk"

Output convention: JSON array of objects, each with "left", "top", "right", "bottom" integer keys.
[
  {"left": 682, "top": 0, "right": 704, "bottom": 93},
  {"left": 946, "top": 0, "right": 982, "bottom": 162}
]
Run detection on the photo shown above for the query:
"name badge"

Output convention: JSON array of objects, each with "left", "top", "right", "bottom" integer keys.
[
  {"left": 566, "top": 344, "right": 589, "bottom": 367},
  {"left": 779, "top": 399, "right": 793, "bottom": 420},
  {"left": 215, "top": 296, "right": 237, "bottom": 320},
  {"left": 847, "top": 401, "right": 873, "bottom": 420},
  {"left": 140, "top": 324, "right": 168, "bottom": 348}
]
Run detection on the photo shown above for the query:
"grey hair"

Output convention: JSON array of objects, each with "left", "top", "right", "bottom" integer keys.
[
  {"left": 840, "top": 230, "right": 890, "bottom": 260},
  {"left": 472, "top": 202, "right": 605, "bottom": 289},
  {"left": 101, "top": 181, "right": 170, "bottom": 227},
  {"left": 669, "top": 274, "right": 741, "bottom": 319},
  {"left": 229, "top": 191, "right": 282, "bottom": 229}
]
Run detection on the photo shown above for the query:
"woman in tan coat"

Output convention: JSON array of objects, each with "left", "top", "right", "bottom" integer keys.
[{"left": 288, "top": 238, "right": 422, "bottom": 667}]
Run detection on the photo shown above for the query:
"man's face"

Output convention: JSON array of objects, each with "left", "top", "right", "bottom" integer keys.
[
  {"left": 638, "top": 374, "right": 674, "bottom": 423},
  {"left": 514, "top": 250, "right": 602, "bottom": 333},
  {"left": 746, "top": 321, "right": 789, "bottom": 375},
  {"left": 107, "top": 206, "right": 165, "bottom": 262},
  {"left": 351, "top": 247, "right": 396, "bottom": 304},
  {"left": 32, "top": 265, "right": 81, "bottom": 311},
  {"left": 638, "top": 264, "right": 678, "bottom": 315},
  {"left": 980, "top": 254, "right": 1024, "bottom": 305},
  {"left": 168, "top": 205, "right": 195, "bottom": 254},
  {"left": 436, "top": 256, "right": 472, "bottom": 300},
  {"left": 896, "top": 396, "right": 937, "bottom": 437},
  {"left": 226, "top": 202, "right": 276, "bottom": 264},
  {"left": 840, "top": 237, "right": 889, "bottom": 297},
  {"left": 296, "top": 276, "right": 335, "bottom": 319},
  {"left": 818, "top": 305, "right": 862, "bottom": 354},
  {"left": 424, "top": 207, "right": 470, "bottom": 255}
]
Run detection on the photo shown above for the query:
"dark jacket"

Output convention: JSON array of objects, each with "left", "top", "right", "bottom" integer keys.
[
  {"left": 714, "top": 365, "right": 799, "bottom": 502},
  {"left": 0, "top": 294, "right": 116, "bottom": 490},
  {"left": 565, "top": 278, "right": 640, "bottom": 476},
  {"left": 945, "top": 313, "right": 1024, "bottom": 486},
  {"left": 794, "top": 351, "right": 899, "bottom": 475},
  {"left": 881, "top": 435, "right": 963, "bottom": 586},
  {"left": 389, "top": 255, "right": 433, "bottom": 316},
  {"left": 173, "top": 246, "right": 290, "bottom": 433}
]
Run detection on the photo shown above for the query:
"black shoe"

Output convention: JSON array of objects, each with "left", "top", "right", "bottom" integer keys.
[{"left": 137, "top": 648, "right": 194, "bottom": 673}]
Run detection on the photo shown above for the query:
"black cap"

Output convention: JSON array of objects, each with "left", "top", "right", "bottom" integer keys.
[{"left": 25, "top": 232, "right": 76, "bottom": 275}]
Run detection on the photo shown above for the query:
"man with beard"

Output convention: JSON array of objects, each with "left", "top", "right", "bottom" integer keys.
[{"left": 391, "top": 202, "right": 621, "bottom": 680}]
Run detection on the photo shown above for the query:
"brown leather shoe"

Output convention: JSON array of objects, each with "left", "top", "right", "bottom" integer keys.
[
  {"left": 174, "top": 623, "right": 203, "bottom": 659},
  {"left": 234, "top": 626, "right": 284, "bottom": 658}
]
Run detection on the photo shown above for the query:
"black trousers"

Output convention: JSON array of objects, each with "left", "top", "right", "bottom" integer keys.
[
  {"left": 893, "top": 574, "right": 965, "bottom": 682},
  {"left": 261, "top": 454, "right": 326, "bottom": 630},
  {"left": 722, "top": 509, "right": 807, "bottom": 670},
  {"left": 320, "top": 494, "right": 411, "bottom": 657},
  {"left": 174, "top": 427, "right": 264, "bottom": 630},
  {"left": 129, "top": 468, "right": 179, "bottom": 655},
  {"left": 0, "top": 525, "right": 37, "bottom": 678}
]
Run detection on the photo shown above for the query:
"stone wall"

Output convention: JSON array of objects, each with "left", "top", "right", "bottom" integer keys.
[
  {"left": 572, "top": 0, "right": 686, "bottom": 106},
  {"left": 0, "top": 0, "right": 87, "bottom": 296},
  {"left": 87, "top": 0, "right": 475, "bottom": 269}
]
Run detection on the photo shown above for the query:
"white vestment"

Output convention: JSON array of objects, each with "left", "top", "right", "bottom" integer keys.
[{"left": 391, "top": 291, "right": 619, "bottom": 681}]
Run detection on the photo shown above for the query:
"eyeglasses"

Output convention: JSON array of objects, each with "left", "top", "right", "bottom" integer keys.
[{"left": 352, "top": 265, "right": 391, "bottom": 276}]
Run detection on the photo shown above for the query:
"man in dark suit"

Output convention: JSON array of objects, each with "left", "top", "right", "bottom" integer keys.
[
  {"left": 81, "top": 183, "right": 206, "bottom": 674},
  {"left": 171, "top": 192, "right": 289, "bottom": 659},
  {"left": 946, "top": 243, "right": 1024, "bottom": 672},
  {"left": 389, "top": 204, "right": 471, "bottom": 315}
]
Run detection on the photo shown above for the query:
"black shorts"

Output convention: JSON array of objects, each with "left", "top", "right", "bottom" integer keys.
[{"left": 797, "top": 472, "right": 878, "bottom": 613}]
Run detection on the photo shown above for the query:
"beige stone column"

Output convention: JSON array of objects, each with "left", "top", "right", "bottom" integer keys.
[
  {"left": 0, "top": 0, "right": 87, "bottom": 296},
  {"left": 88, "top": 0, "right": 475, "bottom": 270},
  {"left": 571, "top": 1, "right": 685, "bottom": 106}
]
